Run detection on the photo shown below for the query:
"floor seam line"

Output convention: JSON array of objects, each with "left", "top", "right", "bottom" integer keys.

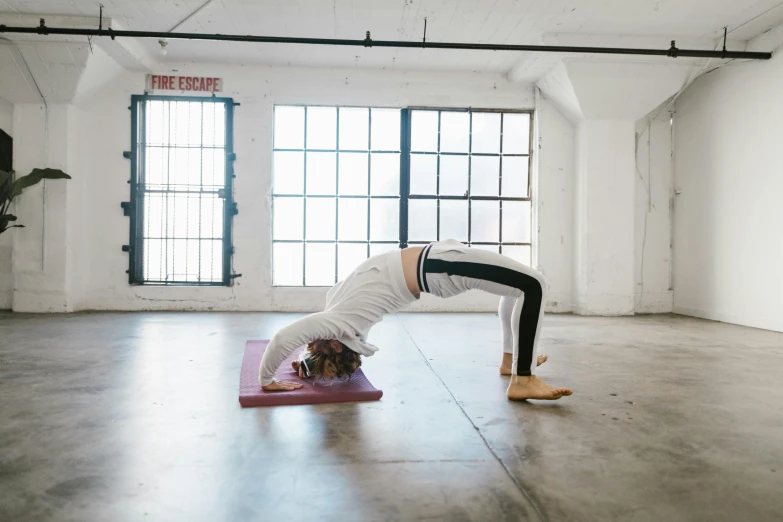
[{"left": 395, "top": 313, "right": 548, "bottom": 522}]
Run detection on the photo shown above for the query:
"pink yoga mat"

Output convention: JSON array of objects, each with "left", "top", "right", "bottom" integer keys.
[{"left": 239, "top": 340, "right": 384, "bottom": 407}]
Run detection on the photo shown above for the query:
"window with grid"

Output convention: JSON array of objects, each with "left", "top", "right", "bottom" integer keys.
[
  {"left": 407, "top": 108, "right": 532, "bottom": 265},
  {"left": 272, "top": 106, "right": 533, "bottom": 287},
  {"left": 126, "top": 96, "right": 236, "bottom": 285},
  {"left": 272, "top": 106, "right": 402, "bottom": 286}
]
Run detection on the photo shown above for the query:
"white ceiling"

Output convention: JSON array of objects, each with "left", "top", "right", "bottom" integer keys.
[{"left": 1, "top": 0, "right": 782, "bottom": 73}]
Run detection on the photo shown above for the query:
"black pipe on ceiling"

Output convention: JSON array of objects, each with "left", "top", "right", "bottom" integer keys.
[{"left": 0, "top": 21, "right": 772, "bottom": 61}]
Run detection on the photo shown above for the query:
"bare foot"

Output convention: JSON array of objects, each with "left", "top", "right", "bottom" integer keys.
[
  {"left": 500, "top": 354, "right": 547, "bottom": 375},
  {"left": 507, "top": 375, "right": 572, "bottom": 401}
]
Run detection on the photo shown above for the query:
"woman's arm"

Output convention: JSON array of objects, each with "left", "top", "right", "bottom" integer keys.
[{"left": 258, "top": 312, "right": 337, "bottom": 388}]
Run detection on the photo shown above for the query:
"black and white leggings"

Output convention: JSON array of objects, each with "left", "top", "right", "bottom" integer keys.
[{"left": 417, "top": 242, "right": 548, "bottom": 376}]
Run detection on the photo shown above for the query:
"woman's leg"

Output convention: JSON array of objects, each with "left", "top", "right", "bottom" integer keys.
[
  {"left": 498, "top": 296, "right": 515, "bottom": 374},
  {"left": 510, "top": 274, "right": 548, "bottom": 377},
  {"left": 423, "top": 246, "right": 572, "bottom": 399}
]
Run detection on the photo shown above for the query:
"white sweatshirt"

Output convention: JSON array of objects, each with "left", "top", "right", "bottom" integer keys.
[{"left": 258, "top": 249, "right": 419, "bottom": 386}]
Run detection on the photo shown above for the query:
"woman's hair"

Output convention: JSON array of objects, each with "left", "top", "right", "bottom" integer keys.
[{"left": 305, "top": 339, "right": 361, "bottom": 381}]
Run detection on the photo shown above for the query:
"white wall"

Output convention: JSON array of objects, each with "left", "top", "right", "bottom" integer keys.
[
  {"left": 673, "top": 57, "right": 783, "bottom": 332},
  {"left": 57, "top": 64, "right": 578, "bottom": 312},
  {"left": 573, "top": 119, "right": 636, "bottom": 315},
  {"left": 11, "top": 104, "right": 77, "bottom": 312},
  {"left": 536, "top": 91, "right": 574, "bottom": 313},
  {"left": 0, "top": 96, "right": 13, "bottom": 309},
  {"left": 635, "top": 117, "right": 674, "bottom": 313},
  {"left": 6, "top": 59, "right": 684, "bottom": 316}
]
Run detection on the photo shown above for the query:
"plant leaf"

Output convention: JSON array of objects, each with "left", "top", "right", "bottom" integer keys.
[
  {"left": 0, "top": 224, "right": 24, "bottom": 235},
  {"left": 13, "top": 168, "right": 71, "bottom": 196},
  {"left": 0, "top": 215, "right": 17, "bottom": 230}
]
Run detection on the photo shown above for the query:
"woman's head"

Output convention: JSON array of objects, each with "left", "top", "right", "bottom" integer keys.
[{"left": 292, "top": 339, "right": 361, "bottom": 381}]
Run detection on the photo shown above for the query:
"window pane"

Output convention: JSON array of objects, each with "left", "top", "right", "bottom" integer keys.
[
  {"left": 188, "top": 102, "right": 203, "bottom": 146},
  {"left": 147, "top": 101, "right": 166, "bottom": 146},
  {"left": 305, "top": 243, "right": 336, "bottom": 286},
  {"left": 144, "top": 193, "right": 164, "bottom": 238},
  {"left": 371, "top": 109, "right": 401, "bottom": 151},
  {"left": 185, "top": 193, "right": 202, "bottom": 239},
  {"left": 306, "top": 198, "right": 336, "bottom": 240},
  {"left": 275, "top": 106, "right": 305, "bottom": 149},
  {"left": 440, "top": 112, "right": 470, "bottom": 153},
  {"left": 503, "top": 245, "right": 531, "bottom": 266},
  {"left": 273, "top": 151, "right": 304, "bottom": 194},
  {"left": 170, "top": 193, "right": 193, "bottom": 238},
  {"left": 168, "top": 101, "right": 184, "bottom": 145},
  {"left": 274, "top": 243, "right": 303, "bottom": 285},
  {"left": 273, "top": 197, "right": 304, "bottom": 240},
  {"left": 439, "top": 155, "right": 468, "bottom": 196},
  {"left": 370, "top": 243, "right": 398, "bottom": 257},
  {"left": 143, "top": 238, "right": 162, "bottom": 280},
  {"left": 306, "top": 106, "right": 337, "bottom": 149},
  {"left": 146, "top": 147, "right": 167, "bottom": 188},
  {"left": 187, "top": 239, "right": 201, "bottom": 281},
  {"left": 470, "top": 156, "right": 500, "bottom": 196},
  {"left": 370, "top": 199, "right": 399, "bottom": 241},
  {"left": 502, "top": 201, "right": 531, "bottom": 243},
  {"left": 168, "top": 147, "right": 202, "bottom": 189},
  {"left": 440, "top": 200, "right": 468, "bottom": 242},
  {"left": 502, "top": 113, "right": 530, "bottom": 154},
  {"left": 201, "top": 195, "right": 223, "bottom": 239},
  {"left": 471, "top": 200, "right": 500, "bottom": 243},
  {"left": 408, "top": 199, "right": 437, "bottom": 242},
  {"left": 411, "top": 111, "right": 438, "bottom": 152},
  {"left": 338, "top": 153, "right": 368, "bottom": 196},
  {"left": 202, "top": 149, "right": 225, "bottom": 189},
  {"left": 202, "top": 102, "right": 219, "bottom": 147},
  {"left": 200, "top": 239, "right": 223, "bottom": 282},
  {"left": 472, "top": 244, "right": 499, "bottom": 253},
  {"left": 338, "top": 198, "right": 368, "bottom": 240},
  {"left": 169, "top": 101, "right": 203, "bottom": 146},
  {"left": 370, "top": 153, "right": 400, "bottom": 196},
  {"left": 410, "top": 154, "right": 437, "bottom": 195},
  {"left": 501, "top": 156, "right": 529, "bottom": 197},
  {"left": 211, "top": 103, "right": 226, "bottom": 148},
  {"left": 339, "top": 108, "right": 369, "bottom": 150},
  {"left": 472, "top": 113, "right": 501, "bottom": 153},
  {"left": 169, "top": 239, "right": 192, "bottom": 280},
  {"left": 306, "top": 152, "right": 336, "bottom": 195},
  {"left": 338, "top": 243, "right": 369, "bottom": 280}
]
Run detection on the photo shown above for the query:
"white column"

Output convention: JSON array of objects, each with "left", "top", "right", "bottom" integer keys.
[
  {"left": 573, "top": 119, "right": 635, "bottom": 315},
  {"left": 12, "top": 104, "right": 76, "bottom": 312}
]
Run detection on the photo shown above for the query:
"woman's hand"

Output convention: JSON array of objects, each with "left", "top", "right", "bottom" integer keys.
[
  {"left": 262, "top": 380, "right": 304, "bottom": 392},
  {"left": 291, "top": 360, "right": 306, "bottom": 379}
]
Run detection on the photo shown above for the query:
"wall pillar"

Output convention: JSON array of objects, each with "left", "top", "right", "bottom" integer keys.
[
  {"left": 573, "top": 119, "right": 635, "bottom": 314},
  {"left": 538, "top": 61, "right": 688, "bottom": 315},
  {"left": 12, "top": 104, "right": 76, "bottom": 312}
]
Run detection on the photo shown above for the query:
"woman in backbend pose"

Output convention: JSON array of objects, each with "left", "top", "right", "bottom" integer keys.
[{"left": 258, "top": 239, "right": 572, "bottom": 401}]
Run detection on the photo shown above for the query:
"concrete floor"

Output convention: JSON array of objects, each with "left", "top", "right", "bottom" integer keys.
[{"left": 1, "top": 312, "right": 782, "bottom": 522}]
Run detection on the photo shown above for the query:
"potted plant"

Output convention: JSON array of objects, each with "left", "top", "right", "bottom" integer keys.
[{"left": 0, "top": 168, "right": 71, "bottom": 235}]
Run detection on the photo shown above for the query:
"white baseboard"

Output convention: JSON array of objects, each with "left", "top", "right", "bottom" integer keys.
[{"left": 673, "top": 305, "right": 783, "bottom": 333}]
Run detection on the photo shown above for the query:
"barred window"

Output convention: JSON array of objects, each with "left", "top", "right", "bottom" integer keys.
[{"left": 126, "top": 96, "right": 236, "bottom": 285}]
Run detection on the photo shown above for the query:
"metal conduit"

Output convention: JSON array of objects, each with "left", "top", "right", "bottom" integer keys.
[{"left": 0, "top": 20, "right": 773, "bottom": 60}]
